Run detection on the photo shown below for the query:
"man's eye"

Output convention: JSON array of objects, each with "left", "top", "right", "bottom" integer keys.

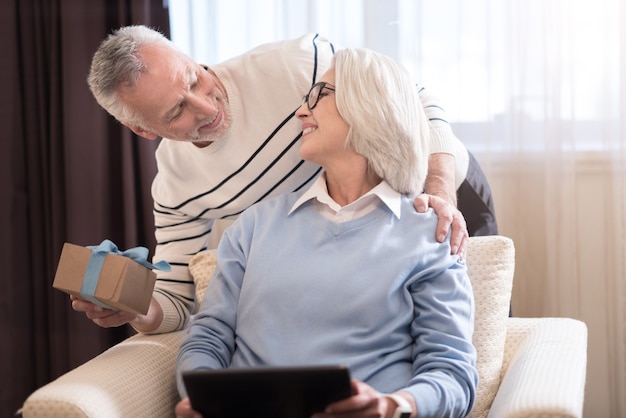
[{"left": 170, "top": 104, "right": 184, "bottom": 121}]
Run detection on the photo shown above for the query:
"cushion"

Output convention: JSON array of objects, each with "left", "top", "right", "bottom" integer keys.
[
  {"left": 188, "top": 250, "right": 217, "bottom": 307},
  {"left": 465, "top": 236, "right": 515, "bottom": 418}
]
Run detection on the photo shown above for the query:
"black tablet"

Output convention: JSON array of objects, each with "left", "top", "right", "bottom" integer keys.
[{"left": 182, "top": 364, "right": 353, "bottom": 418}]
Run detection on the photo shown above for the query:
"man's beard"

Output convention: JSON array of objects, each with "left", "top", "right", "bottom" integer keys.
[{"left": 189, "top": 97, "right": 232, "bottom": 143}]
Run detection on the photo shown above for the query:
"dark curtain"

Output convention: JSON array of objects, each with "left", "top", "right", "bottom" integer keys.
[{"left": 0, "top": 0, "right": 170, "bottom": 415}]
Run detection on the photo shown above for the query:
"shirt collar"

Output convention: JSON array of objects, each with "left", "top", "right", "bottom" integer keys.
[{"left": 289, "top": 172, "right": 403, "bottom": 219}]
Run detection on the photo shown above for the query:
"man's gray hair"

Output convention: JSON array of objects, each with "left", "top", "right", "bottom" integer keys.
[
  {"left": 87, "top": 25, "right": 177, "bottom": 127},
  {"left": 333, "top": 48, "right": 430, "bottom": 195}
]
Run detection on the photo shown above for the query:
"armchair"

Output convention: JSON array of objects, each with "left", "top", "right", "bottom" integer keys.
[{"left": 20, "top": 235, "right": 587, "bottom": 417}]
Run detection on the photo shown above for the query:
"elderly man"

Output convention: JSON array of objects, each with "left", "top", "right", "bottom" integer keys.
[{"left": 72, "top": 25, "right": 497, "bottom": 334}]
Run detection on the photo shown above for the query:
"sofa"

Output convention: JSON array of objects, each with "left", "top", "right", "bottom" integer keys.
[{"left": 20, "top": 235, "right": 588, "bottom": 417}]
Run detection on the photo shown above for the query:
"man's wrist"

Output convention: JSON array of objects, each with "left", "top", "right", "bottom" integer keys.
[
  {"left": 425, "top": 153, "right": 457, "bottom": 206},
  {"left": 130, "top": 296, "right": 162, "bottom": 333}
]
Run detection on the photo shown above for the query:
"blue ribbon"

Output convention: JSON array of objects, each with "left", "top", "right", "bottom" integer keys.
[{"left": 79, "top": 239, "right": 171, "bottom": 309}]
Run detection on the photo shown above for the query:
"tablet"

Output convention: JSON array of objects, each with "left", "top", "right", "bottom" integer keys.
[{"left": 182, "top": 364, "right": 352, "bottom": 418}]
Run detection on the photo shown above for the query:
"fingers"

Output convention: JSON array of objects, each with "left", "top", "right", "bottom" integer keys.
[
  {"left": 412, "top": 194, "right": 429, "bottom": 213},
  {"left": 69, "top": 295, "right": 137, "bottom": 328},
  {"left": 70, "top": 296, "right": 104, "bottom": 314},
  {"left": 175, "top": 398, "right": 202, "bottom": 418},
  {"left": 426, "top": 194, "right": 455, "bottom": 242},
  {"left": 450, "top": 219, "right": 469, "bottom": 260},
  {"left": 416, "top": 194, "right": 469, "bottom": 258},
  {"left": 312, "top": 380, "right": 384, "bottom": 417},
  {"left": 435, "top": 210, "right": 454, "bottom": 243},
  {"left": 91, "top": 310, "right": 137, "bottom": 328}
]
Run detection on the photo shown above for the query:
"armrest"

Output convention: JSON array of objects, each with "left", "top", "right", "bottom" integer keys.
[
  {"left": 20, "top": 331, "right": 185, "bottom": 418},
  {"left": 488, "top": 318, "right": 588, "bottom": 418}
]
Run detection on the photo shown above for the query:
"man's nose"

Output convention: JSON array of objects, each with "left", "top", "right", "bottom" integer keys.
[{"left": 188, "top": 94, "right": 217, "bottom": 119}]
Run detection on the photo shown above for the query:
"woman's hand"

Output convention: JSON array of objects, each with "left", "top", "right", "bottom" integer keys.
[
  {"left": 175, "top": 397, "right": 202, "bottom": 418},
  {"left": 311, "top": 380, "right": 407, "bottom": 418}
]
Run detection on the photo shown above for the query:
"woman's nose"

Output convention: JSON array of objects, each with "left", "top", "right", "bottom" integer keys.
[{"left": 295, "top": 101, "right": 309, "bottom": 119}]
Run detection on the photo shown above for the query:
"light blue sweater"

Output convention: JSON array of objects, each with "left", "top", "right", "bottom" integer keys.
[{"left": 176, "top": 192, "right": 478, "bottom": 417}]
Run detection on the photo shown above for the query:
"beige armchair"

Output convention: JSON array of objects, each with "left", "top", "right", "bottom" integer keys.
[{"left": 20, "top": 236, "right": 588, "bottom": 418}]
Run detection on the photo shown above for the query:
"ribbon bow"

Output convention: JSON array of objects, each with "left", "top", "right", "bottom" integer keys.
[{"left": 80, "top": 239, "right": 171, "bottom": 309}]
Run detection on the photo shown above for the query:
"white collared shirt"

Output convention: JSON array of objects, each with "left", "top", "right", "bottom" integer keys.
[{"left": 289, "top": 173, "right": 403, "bottom": 223}]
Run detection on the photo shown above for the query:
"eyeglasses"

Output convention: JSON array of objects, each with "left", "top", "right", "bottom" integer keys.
[{"left": 302, "top": 82, "right": 335, "bottom": 110}]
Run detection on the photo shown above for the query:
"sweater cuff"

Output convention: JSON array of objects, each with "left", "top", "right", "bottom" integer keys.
[
  {"left": 151, "top": 291, "right": 187, "bottom": 334},
  {"left": 429, "top": 124, "right": 457, "bottom": 156}
]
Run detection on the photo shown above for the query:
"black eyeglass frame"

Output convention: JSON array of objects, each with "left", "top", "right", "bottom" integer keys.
[{"left": 302, "top": 82, "right": 336, "bottom": 110}]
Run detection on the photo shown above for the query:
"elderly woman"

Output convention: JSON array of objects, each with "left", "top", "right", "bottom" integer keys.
[{"left": 175, "top": 48, "right": 478, "bottom": 418}]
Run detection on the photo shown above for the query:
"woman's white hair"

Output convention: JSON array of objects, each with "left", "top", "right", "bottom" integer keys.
[{"left": 333, "top": 48, "right": 430, "bottom": 195}]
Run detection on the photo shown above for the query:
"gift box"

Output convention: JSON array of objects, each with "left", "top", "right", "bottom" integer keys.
[{"left": 53, "top": 240, "right": 170, "bottom": 315}]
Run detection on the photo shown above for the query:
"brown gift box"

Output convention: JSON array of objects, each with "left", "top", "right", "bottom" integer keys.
[{"left": 53, "top": 242, "right": 157, "bottom": 315}]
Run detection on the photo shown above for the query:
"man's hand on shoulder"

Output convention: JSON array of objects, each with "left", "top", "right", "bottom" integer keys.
[{"left": 413, "top": 194, "right": 468, "bottom": 259}]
